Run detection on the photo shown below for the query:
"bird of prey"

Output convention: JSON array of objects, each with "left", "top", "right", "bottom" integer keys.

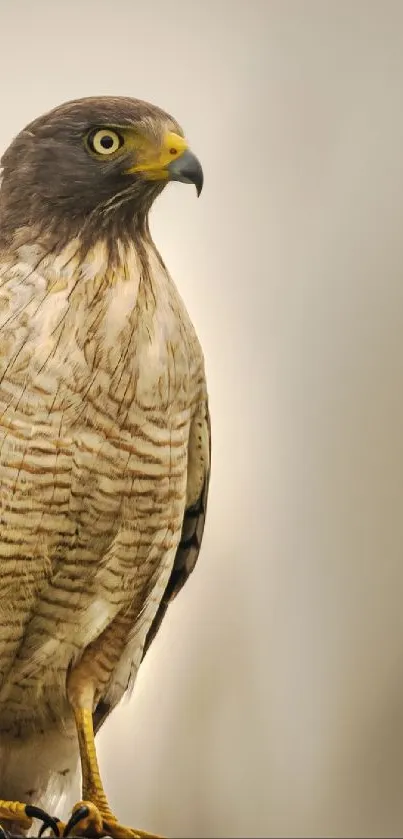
[{"left": 0, "top": 97, "right": 210, "bottom": 839}]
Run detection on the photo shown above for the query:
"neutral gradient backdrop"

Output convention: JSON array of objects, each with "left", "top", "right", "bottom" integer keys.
[{"left": 2, "top": 1, "right": 403, "bottom": 836}]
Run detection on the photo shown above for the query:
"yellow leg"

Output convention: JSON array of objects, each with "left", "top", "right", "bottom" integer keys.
[
  {"left": 74, "top": 707, "right": 115, "bottom": 827},
  {"left": 65, "top": 699, "right": 163, "bottom": 839}
]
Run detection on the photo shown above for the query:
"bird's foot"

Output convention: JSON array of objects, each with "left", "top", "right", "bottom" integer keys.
[
  {"left": 0, "top": 800, "right": 32, "bottom": 833},
  {"left": 61, "top": 802, "right": 163, "bottom": 839},
  {"left": 0, "top": 801, "right": 60, "bottom": 836}
]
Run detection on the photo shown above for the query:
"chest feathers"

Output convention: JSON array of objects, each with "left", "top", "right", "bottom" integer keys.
[{"left": 0, "top": 235, "right": 203, "bottom": 422}]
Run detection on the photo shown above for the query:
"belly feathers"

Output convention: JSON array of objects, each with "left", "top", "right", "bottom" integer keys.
[{"left": 0, "top": 410, "right": 189, "bottom": 731}]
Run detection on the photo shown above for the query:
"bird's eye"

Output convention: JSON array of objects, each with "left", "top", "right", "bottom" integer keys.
[{"left": 87, "top": 128, "right": 123, "bottom": 156}]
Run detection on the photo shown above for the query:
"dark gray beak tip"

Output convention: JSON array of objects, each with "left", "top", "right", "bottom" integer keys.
[
  {"left": 196, "top": 172, "right": 204, "bottom": 197},
  {"left": 168, "top": 149, "right": 204, "bottom": 197}
]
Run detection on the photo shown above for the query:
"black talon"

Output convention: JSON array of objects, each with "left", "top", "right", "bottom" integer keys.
[
  {"left": 63, "top": 805, "right": 90, "bottom": 838},
  {"left": 25, "top": 805, "right": 61, "bottom": 838},
  {"left": 0, "top": 826, "right": 10, "bottom": 839},
  {"left": 39, "top": 817, "right": 63, "bottom": 837}
]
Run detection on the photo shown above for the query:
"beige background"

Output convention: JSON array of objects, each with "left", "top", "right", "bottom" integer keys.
[{"left": 2, "top": 0, "right": 403, "bottom": 836}]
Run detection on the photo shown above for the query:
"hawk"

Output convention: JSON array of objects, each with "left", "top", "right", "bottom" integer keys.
[{"left": 0, "top": 97, "right": 210, "bottom": 839}]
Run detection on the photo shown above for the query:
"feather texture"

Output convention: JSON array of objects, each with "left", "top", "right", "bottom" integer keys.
[{"left": 0, "top": 230, "right": 210, "bottom": 813}]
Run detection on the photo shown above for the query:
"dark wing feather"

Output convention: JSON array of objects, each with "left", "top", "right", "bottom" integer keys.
[{"left": 142, "top": 455, "right": 210, "bottom": 656}]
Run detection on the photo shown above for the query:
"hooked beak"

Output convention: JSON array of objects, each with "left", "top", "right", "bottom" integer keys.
[
  {"left": 126, "top": 131, "right": 204, "bottom": 196},
  {"left": 167, "top": 149, "right": 204, "bottom": 196}
]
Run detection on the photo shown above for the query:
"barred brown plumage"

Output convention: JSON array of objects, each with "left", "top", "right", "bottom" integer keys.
[{"left": 0, "top": 96, "right": 210, "bottom": 839}]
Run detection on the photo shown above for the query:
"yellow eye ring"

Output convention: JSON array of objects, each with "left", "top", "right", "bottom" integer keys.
[{"left": 87, "top": 128, "right": 123, "bottom": 155}]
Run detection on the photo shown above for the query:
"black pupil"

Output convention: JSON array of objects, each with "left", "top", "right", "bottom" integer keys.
[{"left": 100, "top": 134, "right": 115, "bottom": 150}]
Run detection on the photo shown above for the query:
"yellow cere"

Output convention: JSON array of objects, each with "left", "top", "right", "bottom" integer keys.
[{"left": 124, "top": 131, "right": 189, "bottom": 180}]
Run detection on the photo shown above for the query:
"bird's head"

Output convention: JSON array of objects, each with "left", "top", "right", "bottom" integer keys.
[{"left": 0, "top": 96, "right": 203, "bottom": 247}]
